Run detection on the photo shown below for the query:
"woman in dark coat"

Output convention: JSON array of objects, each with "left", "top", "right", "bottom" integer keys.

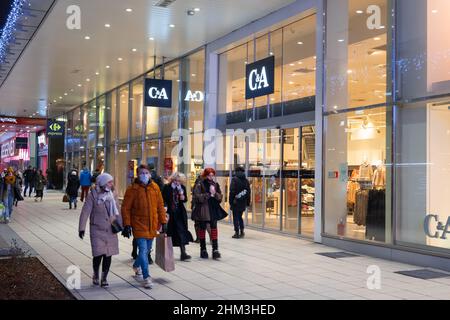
[
  {"left": 162, "top": 172, "right": 193, "bottom": 261},
  {"left": 192, "top": 168, "right": 228, "bottom": 260},
  {"left": 66, "top": 170, "right": 81, "bottom": 209},
  {"left": 229, "top": 166, "right": 251, "bottom": 239}
]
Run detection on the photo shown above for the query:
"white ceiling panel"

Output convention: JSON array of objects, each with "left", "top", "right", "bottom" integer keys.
[{"left": 0, "top": 0, "right": 295, "bottom": 117}]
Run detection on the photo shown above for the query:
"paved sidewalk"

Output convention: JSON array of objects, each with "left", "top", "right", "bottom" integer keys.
[{"left": 4, "top": 191, "right": 450, "bottom": 300}]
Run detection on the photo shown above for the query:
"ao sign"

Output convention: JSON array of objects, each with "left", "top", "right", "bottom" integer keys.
[
  {"left": 424, "top": 215, "right": 450, "bottom": 240},
  {"left": 144, "top": 78, "right": 172, "bottom": 108},
  {"left": 246, "top": 56, "right": 275, "bottom": 99}
]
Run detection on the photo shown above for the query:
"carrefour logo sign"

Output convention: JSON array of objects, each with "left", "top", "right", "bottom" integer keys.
[
  {"left": 144, "top": 78, "right": 172, "bottom": 108},
  {"left": 246, "top": 56, "right": 275, "bottom": 99},
  {"left": 47, "top": 120, "right": 65, "bottom": 137}
]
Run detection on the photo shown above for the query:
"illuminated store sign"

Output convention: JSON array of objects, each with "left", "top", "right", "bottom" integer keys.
[
  {"left": 245, "top": 56, "right": 275, "bottom": 99},
  {"left": 144, "top": 79, "right": 172, "bottom": 108}
]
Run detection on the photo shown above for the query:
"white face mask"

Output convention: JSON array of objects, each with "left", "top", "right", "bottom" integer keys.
[{"left": 139, "top": 173, "right": 151, "bottom": 185}]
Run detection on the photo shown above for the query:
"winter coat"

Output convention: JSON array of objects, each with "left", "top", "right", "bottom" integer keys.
[
  {"left": 121, "top": 180, "right": 167, "bottom": 240},
  {"left": 23, "top": 169, "right": 34, "bottom": 183},
  {"left": 66, "top": 174, "right": 81, "bottom": 197},
  {"left": 34, "top": 174, "right": 46, "bottom": 191},
  {"left": 79, "top": 187, "right": 122, "bottom": 257},
  {"left": 79, "top": 169, "right": 92, "bottom": 187},
  {"left": 229, "top": 171, "right": 251, "bottom": 212},
  {"left": 1, "top": 175, "right": 15, "bottom": 201},
  {"left": 162, "top": 184, "right": 193, "bottom": 247},
  {"left": 191, "top": 178, "right": 228, "bottom": 222}
]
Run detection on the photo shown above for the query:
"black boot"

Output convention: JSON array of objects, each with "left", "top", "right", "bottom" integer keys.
[
  {"left": 240, "top": 229, "right": 245, "bottom": 239},
  {"left": 69, "top": 202, "right": 72, "bottom": 210},
  {"left": 200, "top": 239, "right": 208, "bottom": 259},
  {"left": 180, "top": 245, "right": 191, "bottom": 261},
  {"left": 100, "top": 272, "right": 109, "bottom": 288},
  {"left": 232, "top": 230, "right": 240, "bottom": 239},
  {"left": 74, "top": 202, "right": 77, "bottom": 209},
  {"left": 212, "top": 240, "right": 221, "bottom": 260},
  {"left": 92, "top": 270, "right": 99, "bottom": 286}
]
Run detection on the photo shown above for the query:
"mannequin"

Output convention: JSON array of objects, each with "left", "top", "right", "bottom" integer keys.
[{"left": 372, "top": 163, "right": 386, "bottom": 189}]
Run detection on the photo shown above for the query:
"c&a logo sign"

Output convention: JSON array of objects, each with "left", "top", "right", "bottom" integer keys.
[
  {"left": 144, "top": 79, "right": 172, "bottom": 108},
  {"left": 424, "top": 215, "right": 450, "bottom": 240},
  {"left": 184, "top": 90, "right": 204, "bottom": 102},
  {"left": 246, "top": 56, "right": 275, "bottom": 99}
]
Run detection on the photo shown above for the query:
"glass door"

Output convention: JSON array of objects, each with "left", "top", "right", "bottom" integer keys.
[
  {"left": 264, "top": 129, "right": 282, "bottom": 230},
  {"left": 300, "top": 126, "right": 315, "bottom": 237}
]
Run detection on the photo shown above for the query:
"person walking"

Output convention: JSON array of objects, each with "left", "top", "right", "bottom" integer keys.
[
  {"left": 66, "top": 170, "right": 81, "bottom": 209},
  {"left": 162, "top": 172, "right": 193, "bottom": 261},
  {"left": 79, "top": 167, "right": 92, "bottom": 202},
  {"left": 192, "top": 168, "right": 228, "bottom": 260},
  {"left": 229, "top": 166, "right": 251, "bottom": 239},
  {"left": 14, "top": 170, "right": 24, "bottom": 207},
  {"left": 23, "top": 166, "right": 33, "bottom": 197},
  {"left": 121, "top": 165, "right": 167, "bottom": 289},
  {"left": 1, "top": 168, "right": 16, "bottom": 223},
  {"left": 78, "top": 173, "right": 122, "bottom": 288},
  {"left": 34, "top": 170, "right": 46, "bottom": 202}
]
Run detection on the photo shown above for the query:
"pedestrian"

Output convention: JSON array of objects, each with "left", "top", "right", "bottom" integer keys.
[
  {"left": 229, "top": 166, "right": 251, "bottom": 239},
  {"left": 66, "top": 170, "right": 81, "bottom": 209},
  {"left": 34, "top": 170, "right": 46, "bottom": 202},
  {"left": 78, "top": 173, "right": 122, "bottom": 288},
  {"left": 79, "top": 167, "right": 92, "bottom": 202},
  {"left": 192, "top": 168, "right": 228, "bottom": 260},
  {"left": 1, "top": 168, "right": 16, "bottom": 223},
  {"left": 91, "top": 168, "right": 101, "bottom": 185},
  {"left": 191, "top": 170, "right": 211, "bottom": 244},
  {"left": 14, "top": 170, "right": 24, "bottom": 207},
  {"left": 30, "top": 168, "right": 37, "bottom": 197},
  {"left": 121, "top": 164, "right": 167, "bottom": 289},
  {"left": 162, "top": 172, "right": 193, "bottom": 261},
  {"left": 130, "top": 165, "right": 163, "bottom": 262},
  {"left": 23, "top": 166, "right": 33, "bottom": 197}
]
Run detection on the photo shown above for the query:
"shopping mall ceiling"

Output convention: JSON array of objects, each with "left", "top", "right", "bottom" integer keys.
[{"left": 0, "top": 0, "right": 296, "bottom": 118}]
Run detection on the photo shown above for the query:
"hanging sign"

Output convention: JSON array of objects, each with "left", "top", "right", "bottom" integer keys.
[
  {"left": 144, "top": 78, "right": 173, "bottom": 108},
  {"left": 245, "top": 55, "right": 275, "bottom": 99},
  {"left": 47, "top": 120, "right": 65, "bottom": 137}
]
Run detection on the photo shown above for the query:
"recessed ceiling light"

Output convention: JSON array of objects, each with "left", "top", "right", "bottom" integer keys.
[
  {"left": 297, "top": 41, "right": 303, "bottom": 45},
  {"left": 105, "top": 24, "right": 111, "bottom": 28},
  {"left": 347, "top": 70, "right": 353, "bottom": 74},
  {"left": 192, "top": 74, "right": 196, "bottom": 77},
  {"left": 95, "top": 72, "right": 100, "bottom": 75},
  {"left": 356, "top": 10, "right": 363, "bottom": 14},
  {"left": 118, "top": 57, "right": 123, "bottom": 61},
  {"left": 106, "top": 65, "right": 110, "bottom": 69},
  {"left": 53, "top": 100, "right": 57, "bottom": 103},
  {"left": 338, "top": 39, "right": 345, "bottom": 42},
  {"left": 78, "top": 84, "right": 82, "bottom": 87},
  {"left": 126, "top": 8, "right": 132, "bottom": 12},
  {"left": 86, "top": 78, "right": 90, "bottom": 82},
  {"left": 169, "top": 24, "right": 175, "bottom": 28},
  {"left": 132, "top": 48, "right": 137, "bottom": 52},
  {"left": 194, "top": 8, "right": 200, "bottom": 12},
  {"left": 64, "top": 93, "right": 68, "bottom": 96},
  {"left": 149, "top": 37, "right": 154, "bottom": 41},
  {"left": 59, "top": 97, "right": 63, "bottom": 99},
  {"left": 84, "top": 36, "right": 90, "bottom": 40}
]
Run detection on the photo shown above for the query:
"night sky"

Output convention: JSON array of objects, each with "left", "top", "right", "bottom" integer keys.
[{"left": 0, "top": 0, "right": 14, "bottom": 31}]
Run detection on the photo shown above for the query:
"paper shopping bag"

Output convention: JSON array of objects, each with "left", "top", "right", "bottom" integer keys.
[{"left": 155, "top": 234, "right": 175, "bottom": 272}]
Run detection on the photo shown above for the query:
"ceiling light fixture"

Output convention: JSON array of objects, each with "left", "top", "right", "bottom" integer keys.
[
  {"left": 169, "top": 24, "right": 175, "bottom": 28},
  {"left": 149, "top": 37, "right": 154, "bottom": 41},
  {"left": 297, "top": 41, "right": 303, "bottom": 45},
  {"left": 126, "top": 8, "right": 132, "bottom": 12},
  {"left": 106, "top": 65, "right": 110, "bottom": 69},
  {"left": 194, "top": 8, "right": 200, "bottom": 12},
  {"left": 84, "top": 36, "right": 91, "bottom": 40},
  {"left": 86, "top": 78, "right": 90, "bottom": 82},
  {"left": 132, "top": 48, "right": 137, "bottom": 52},
  {"left": 105, "top": 24, "right": 111, "bottom": 28},
  {"left": 95, "top": 72, "right": 100, "bottom": 75},
  {"left": 356, "top": 10, "right": 363, "bottom": 14},
  {"left": 118, "top": 57, "right": 123, "bottom": 61}
]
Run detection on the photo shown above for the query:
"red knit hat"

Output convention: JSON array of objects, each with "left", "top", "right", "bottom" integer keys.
[{"left": 203, "top": 168, "right": 216, "bottom": 177}]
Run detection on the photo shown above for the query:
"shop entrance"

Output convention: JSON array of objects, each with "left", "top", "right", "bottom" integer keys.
[{"left": 234, "top": 125, "right": 316, "bottom": 237}]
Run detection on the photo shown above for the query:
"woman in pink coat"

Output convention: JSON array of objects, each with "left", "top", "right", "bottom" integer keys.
[{"left": 78, "top": 173, "right": 122, "bottom": 288}]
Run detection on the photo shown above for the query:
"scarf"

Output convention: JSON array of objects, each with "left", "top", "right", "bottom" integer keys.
[
  {"left": 94, "top": 187, "right": 119, "bottom": 219},
  {"left": 4, "top": 175, "right": 16, "bottom": 186}
]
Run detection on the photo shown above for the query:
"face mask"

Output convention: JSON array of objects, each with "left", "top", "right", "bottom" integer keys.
[
  {"left": 103, "top": 187, "right": 111, "bottom": 192},
  {"left": 139, "top": 174, "right": 150, "bottom": 185}
]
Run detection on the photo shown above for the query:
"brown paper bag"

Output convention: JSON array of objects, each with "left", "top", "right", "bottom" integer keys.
[{"left": 155, "top": 234, "right": 175, "bottom": 272}]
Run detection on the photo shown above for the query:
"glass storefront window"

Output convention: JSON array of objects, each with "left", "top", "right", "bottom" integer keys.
[
  {"left": 105, "top": 91, "right": 116, "bottom": 147},
  {"left": 131, "top": 79, "right": 144, "bottom": 141},
  {"left": 88, "top": 100, "right": 97, "bottom": 150},
  {"left": 118, "top": 85, "right": 130, "bottom": 143},
  {"left": 98, "top": 95, "right": 106, "bottom": 147},
  {"left": 161, "top": 62, "right": 180, "bottom": 138},
  {"left": 325, "top": 0, "right": 388, "bottom": 112},
  {"left": 324, "top": 106, "right": 391, "bottom": 243},
  {"left": 116, "top": 144, "right": 129, "bottom": 198}
]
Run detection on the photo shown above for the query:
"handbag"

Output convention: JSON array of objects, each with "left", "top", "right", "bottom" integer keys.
[
  {"left": 62, "top": 194, "right": 69, "bottom": 203},
  {"left": 111, "top": 219, "right": 123, "bottom": 234}
]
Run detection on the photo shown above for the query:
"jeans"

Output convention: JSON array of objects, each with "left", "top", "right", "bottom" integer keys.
[
  {"left": 69, "top": 196, "right": 77, "bottom": 206},
  {"left": 232, "top": 209, "right": 245, "bottom": 232},
  {"left": 133, "top": 238, "right": 154, "bottom": 280},
  {"left": 3, "top": 190, "right": 14, "bottom": 219}
]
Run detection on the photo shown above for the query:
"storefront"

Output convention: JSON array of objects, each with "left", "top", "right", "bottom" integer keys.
[
  {"left": 0, "top": 135, "right": 31, "bottom": 171},
  {"left": 37, "top": 131, "right": 48, "bottom": 174},
  {"left": 62, "top": 0, "right": 450, "bottom": 270}
]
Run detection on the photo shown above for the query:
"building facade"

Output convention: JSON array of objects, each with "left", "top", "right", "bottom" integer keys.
[{"left": 62, "top": 0, "right": 450, "bottom": 271}]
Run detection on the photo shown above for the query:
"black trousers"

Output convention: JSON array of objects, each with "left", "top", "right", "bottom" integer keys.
[
  {"left": 232, "top": 209, "right": 245, "bottom": 232},
  {"left": 93, "top": 255, "right": 112, "bottom": 278}
]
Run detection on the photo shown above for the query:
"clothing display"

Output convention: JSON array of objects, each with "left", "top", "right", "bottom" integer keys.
[
  {"left": 354, "top": 189, "right": 369, "bottom": 226},
  {"left": 372, "top": 165, "right": 386, "bottom": 188},
  {"left": 301, "top": 179, "right": 315, "bottom": 216},
  {"left": 358, "top": 162, "right": 373, "bottom": 181}
]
